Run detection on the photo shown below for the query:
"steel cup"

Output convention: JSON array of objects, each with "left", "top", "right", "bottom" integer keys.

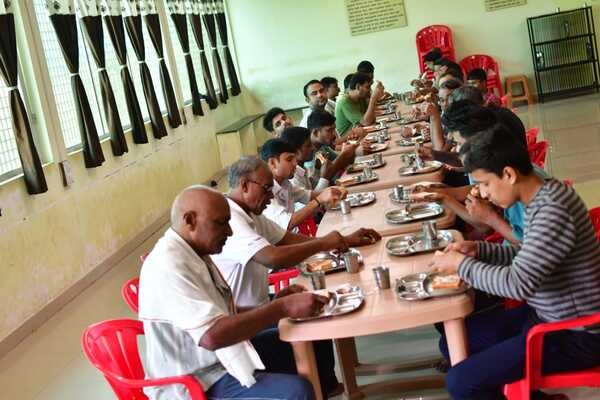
[
  {"left": 422, "top": 220, "right": 438, "bottom": 249},
  {"left": 373, "top": 266, "right": 391, "bottom": 289},
  {"left": 377, "top": 133, "right": 386, "bottom": 144},
  {"left": 309, "top": 271, "right": 326, "bottom": 290},
  {"left": 343, "top": 251, "right": 361, "bottom": 273},
  {"left": 393, "top": 185, "right": 403, "bottom": 200},
  {"left": 374, "top": 153, "right": 383, "bottom": 164},
  {"left": 363, "top": 166, "right": 373, "bottom": 179},
  {"left": 340, "top": 199, "right": 352, "bottom": 215}
]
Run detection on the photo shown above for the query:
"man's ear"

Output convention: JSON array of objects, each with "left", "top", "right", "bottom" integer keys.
[
  {"left": 503, "top": 166, "right": 518, "bottom": 185},
  {"left": 240, "top": 176, "right": 250, "bottom": 193},
  {"left": 183, "top": 211, "right": 196, "bottom": 229},
  {"left": 267, "top": 157, "right": 278, "bottom": 170}
]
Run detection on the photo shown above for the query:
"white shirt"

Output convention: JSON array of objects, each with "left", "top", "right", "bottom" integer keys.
[
  {"left": 292, "top": 165, "right": 329, "bottom": 192},
  {"left": 325, "top": 99, "right": 336, "bottom": 115},
  {"left": 139, "top": 228, "right": 263, "bottom": 399},
  {"left": 299, "top": 107, "right": 312, "bottom": 128},
  {"left": 211, "top": 198, "right": 287, "bottom": 308},
  {"left": 263, "top": 179, "right": 311, "bottom": 229}
]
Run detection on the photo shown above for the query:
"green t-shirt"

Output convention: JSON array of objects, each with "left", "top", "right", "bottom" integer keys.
[{"left": 335, "top": 94, "right": 368, "bottom": 136}]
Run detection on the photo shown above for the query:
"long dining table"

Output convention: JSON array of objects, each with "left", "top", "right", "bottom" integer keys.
[{"left": 279, "top": 232, "right": 473, "bottom": 400}]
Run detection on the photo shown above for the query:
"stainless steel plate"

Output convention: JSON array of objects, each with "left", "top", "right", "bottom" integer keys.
[
  {"left": 388, "top": 191, "right": 410, "bottom": 204},
  {"left": 398, "top": 161, "right": 442, "bottom": 176},
  {"left": 347, "top": 159, "right": 386, "bottom": 173},
  {"left": 290, "top": 285, "right": 364, "bottom": 322},
  {"left": 396, "top": 135, "right": 430, "bottom": 147},
  {"left": 300, "top": 248, "right": 363, "bottom": 275},
  {"left": 396, "top": 272, "right": 469, "bottom": 301},
  {"left": 386, "top": 230, "right": 454, "bottom": 256},
  {"left": 385, "top": 202, "right": 444, "bottom": 224},
  {"left": 337, "top": 173, "right": 379, "bottom": 187},
  {"left": 330, "top": 192, "right": 376, "bottom": 210},
  {"left": 368, "top": 143, "right": 389, "bottom": 153}
]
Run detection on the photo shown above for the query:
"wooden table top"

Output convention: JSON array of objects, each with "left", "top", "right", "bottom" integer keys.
[{"left": 279, "top": 231, "right": 473, "bottom": 342}]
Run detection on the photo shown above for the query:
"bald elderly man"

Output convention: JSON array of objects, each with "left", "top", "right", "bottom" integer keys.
[{"left": 139, "top": 186, "right": 327, "bottom": 400}]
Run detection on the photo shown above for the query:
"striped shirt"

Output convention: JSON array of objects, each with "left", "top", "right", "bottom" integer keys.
[{"left": 459, "top": 179, "right": 600, "bottom": 329}]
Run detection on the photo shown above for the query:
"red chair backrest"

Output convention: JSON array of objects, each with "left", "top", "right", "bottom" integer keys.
[
  {"left": 528, "top": 141, "right": 549, "bottom": 168},
  {"left": 526, "top": 127, "right": 540, "bottom": 146},
  {"left": 82, "top": 319, "right": 148, "bottom": 399},
  {"left": 589, "top": 207, "right": 600, "bottom": 241},
  {"left": 416, "top": 25, "right": 455, "bottom": 77},
  {"left": 121, "top": 278, "right": 140, "bottom": 314},
  {"left": 268, "top": 269, "right": 300, "bottom": 294},
  {"left": 460, "top": 54, "right": 504, "bottom": 96},
  {"left": 297, "top": 216, "right": 318, "bottom": 237}
]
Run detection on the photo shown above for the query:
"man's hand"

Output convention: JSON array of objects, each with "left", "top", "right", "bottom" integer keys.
[
  {"left": 317, "top": 186, "right": 346, "bottom": 207},
  {"left": 418, "top": 146, "right": 434, "bottom": 161},
  {"left": 361, "top": 142, "right": 373, "bottom": 155},
  {"left": 430, "top": 250, "right": 465, "bottom": 275},
  {"left": 281, "top": 292, "right": 330, "bottom": 319},
  {"left": 465, "top": 195, "right": 497, "bottom": 225},
  {"left": 421, "top": 101, "right": 440, "bottom": 118},
  {"left": 348, "top": 126, "right": 366, "bottom": 140},
  {"left": 344, "top": 228, "right": 381, "bottom": 247},
  {"left": 444, "top": 241, "right": 478, "bottom": 258},
  {"left": 372, "top": 81, "right": 385, "bottom": 101},
  {"left": 321, "top": 231, "right": 349, "bottom": 252},
  {"left": 275, "top": 284, "right": 306, "bottom": 299}
]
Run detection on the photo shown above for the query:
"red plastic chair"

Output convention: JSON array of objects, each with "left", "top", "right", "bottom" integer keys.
[
  {"left": 503, "top": 312, "right": 600, "bottom": 399},
  {"left": 121, "top": 278, "right": 140, "bottom": 314},
  {"left": 526, "top": 128, "right": 540, "bottom": 146},
  {"left": 297, "top": 215, "right": 318, "bottom": 237},
  {"left": 416, "top": 25, "right": 455, "bottom": 79},
  {"left": 460, "top": 54, "right": 504, "bottom": 97},
  {"left": 268, "top": 268, "right": 300, "bottom": 294},
  {"left": 82, "top": 319, "right": 207, "bottom": 400},
  {"left": 589, "top": 207, "right": 600, "bottom": 241},
  {"left": 528, "top": 141, "right": 549, "bottom": 168}
]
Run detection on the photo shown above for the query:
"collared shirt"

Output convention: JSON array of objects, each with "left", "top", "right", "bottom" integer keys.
[
  {"left": 325, "top": 99, "right": 336, "bottom": 116},
  {"left": 263, "top": 179, "right": 312, "bottom": 229},
  {"left": 211, "top": 198, "right": 287, "bottom": 308},
  {"left": 299, "top": 107, "right": 312, "bottom": 128},
  {"left": 139, "top": 229, "right": 232, "bottom": 399},
  {"left": 292, "top": 165, "right": 329, "bottom": 192}
]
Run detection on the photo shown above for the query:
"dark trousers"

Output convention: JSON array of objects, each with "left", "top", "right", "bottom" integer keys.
[{"left": 438, "top": 305, "right": 600, "bottom": 399}]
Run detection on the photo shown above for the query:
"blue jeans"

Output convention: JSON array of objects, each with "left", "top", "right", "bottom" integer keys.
[
  {"left": 439, "top": 305, "right": 600, "bottom": 399},
  {"left": 207, "top": 372, "right": 314, "bottom": 400}
]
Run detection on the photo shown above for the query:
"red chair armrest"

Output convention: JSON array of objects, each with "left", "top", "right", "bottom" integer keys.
[{"left": 105, "top": 370, "right": 207, "bottom": 400}]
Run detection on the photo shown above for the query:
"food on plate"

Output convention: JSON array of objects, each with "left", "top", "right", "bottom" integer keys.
[
  {"left": 336, "top": 176, "right": 358, "bottom": 186},
  {"left": 431, "top": 274, "right": 463, "bottom": 290},
  {"left": 306, "top": 259, "right": 335, "bottom": 273}
]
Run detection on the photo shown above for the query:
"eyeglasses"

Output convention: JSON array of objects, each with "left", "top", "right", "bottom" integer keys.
[{"left": 247, "top": 179, "right": 273, "bottom": 194}]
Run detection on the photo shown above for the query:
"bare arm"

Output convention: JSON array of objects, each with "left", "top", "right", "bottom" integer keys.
[
  {"left": 430, "top": 112, "right": 445, "bottom": 151},
  {"left": 287, "top": 200, "right": 320, "bottom": 230}
]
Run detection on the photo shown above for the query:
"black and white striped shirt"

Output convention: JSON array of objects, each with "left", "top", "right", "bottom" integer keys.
[{"left": 459, "top": 179, "right": 600, "bottom": 328}]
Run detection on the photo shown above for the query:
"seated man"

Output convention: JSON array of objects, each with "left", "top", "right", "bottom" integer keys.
[
  {"left": 431, "top": 125, "right": 600, "bottom": 399},
  {"left": 467, "top": 68, "right": 501, "bottom": 107},
  {"left": 335, "top": 72, "right": 384, "bottom": 137},
  {"left": 139, "top": 186, "right": 327, "bottom": 400},
  {"left": 299, "top": 80, "right": 330, "bottom": 128},
  {"left": 321, "top": 76, "right": 340, "bottom": 115},
  {"left": 433, "top": 58, "right": 464, "bottom": 84},
  {"left": 280, "top": 126, "right": 333, "bottom": 192},
  {"left": 308, "top": 110, "right": 357, "bottom": 178},
  {"left": 422, "top": 47, "right": 443, "bottom": 79},
  {"left": 259, "top": 138, "right": 343, "bottom": 230},
  {"left": 211, "top": 157, "right": 381, "bottom": 396},
  {"left": 263, "top": 107, "right": 294, "bottom": 137}
]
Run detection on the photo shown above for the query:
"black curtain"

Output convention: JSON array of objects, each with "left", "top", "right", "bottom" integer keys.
[
  {"left": 124, "top": 14, "right": 168, "bottom": 139},
  {"left": 80, "top": 15, "right": 128, "bottom": 156},
  {"left": 144, "top": 13, "right": 182, "bottom": 128},
  {"left": 104, "top": 14, "right": 148, "bottom": 144},
  {"left": 170, "top": 12, "right": 203, "bottom": 116},
  {"left": 190, "top": 11, "right": 218, "bottom": 109},
  {"left": 214, "top": 1, "right": 240, "bottom": 96},
  {"left": 201, "top": 0, "right": 227, "bottom": 104},
  {"left": 0, "top": 12, "right": 47, "bottom": 194},
  {"left": 49, "top": 13, "right": 105, "bottom": 168}
]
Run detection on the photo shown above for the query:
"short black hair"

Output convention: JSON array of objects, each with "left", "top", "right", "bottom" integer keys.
[
  {"left": 440, "top": 69, "right": 464, "bottom": 84},
  {"left": 260, "top": 138, "right": 297, "bottom": 161},
  {"left": 439, "top": 78, "right": 462, "bottom": 91},
  {"left": 442, "top": 100, "right": 497, "bottom": 139},
  {"left": 280, "top": 127, "right": 311, "bottom": 151},
  {"left": 343, "top": 73, "right": 354, "bottom": 90},
  {"left": 424, "top": 48, "right": 443, "bottom": 63},
  {"left": 307, "top": 110, "right": 336, "bottom": 130},
  {"left": 357, "top": 60, "right": 374, "bottom": 74},
  {"left": 348, "top": 72, "right": 371, "bottom": 90},
  {"left": 449, "top": 86, "right": 484, "bottom": 106},
  {"left": 467, "top": 68, "right": 487, "bottom": 82},
  {"left": 263, "top": 107, "right": 285, "bottom": 132},
  {"left": 460, "top": 123, "right": 533, "bottom": 177},
  {"left": 303, "top": 79, "right": 321, "bottom": 98},
  {"left": 321, "top": 76, "right": 338, "bottom": 89},
  {"left": 438, "top": 59, "right": 464, "bottom": 81}
]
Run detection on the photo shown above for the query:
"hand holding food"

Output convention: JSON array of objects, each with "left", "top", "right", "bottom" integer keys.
[
  {"left": 465, "top": 194, "right": 497, "bottom": 223},
  {"left": 275, "top": 284, "right": 306, "bottom": 298},
  {"left": 282, "top": 292, "right": 330, "bottom": 318},
  {"left": 345, "top": 228, "right": 382, "bottom": 247},
  {"left": 429, "top": 250, "right": 464, "bottom": 275},
  {"left": 443, "top": 241, "right": 477, "bottom": 258}
]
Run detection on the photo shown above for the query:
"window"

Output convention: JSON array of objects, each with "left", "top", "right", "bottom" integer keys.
[{"left": 0, "top": 80, "right": 21, "bottom": 176}]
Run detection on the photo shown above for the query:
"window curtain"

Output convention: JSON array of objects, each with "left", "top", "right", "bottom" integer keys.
[
  {"left": 46, "top": 0, "right": 105, "bottom": 168},
  {"left": 200, "top": 0, "right": 227, "bottom": 104},
  {"left": 102, "top": 0, "right": 147, "bottom": 144},
  {"left": 188, "top": 0, "right": 217, "bottom": 109},
  {"left": 0, "top": 2, "right": 47, "bottom": 194},
  {"left": 78, "top": 0, "right": 128, "bottom": 156},
  {"left": 123, "top": 0, "right": 167, "bottom": 139},
  {"left": 143, "top": 0, "right": 181, "bottom": 128},
  {"left": 213, "top": 0, "right": 240, "bottom": 96},
  {"left": 167, "top": 0, "right": 203, "bottom": 116}
]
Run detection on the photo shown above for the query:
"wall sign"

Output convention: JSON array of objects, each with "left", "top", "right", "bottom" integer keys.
[
  {"left": 345, "top": 0, "right": 407, "bottom": 37},
  {"left": 485, "top": 0, "right": 527, "bottom": 12}
]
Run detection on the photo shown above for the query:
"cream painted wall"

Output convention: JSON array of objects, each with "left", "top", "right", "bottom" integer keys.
[
  {"left": 0, "top": 93, "right": 261, "bottom": 342},
  {"left": 227, "top": 0, "right": 600, "bottom": 109}
]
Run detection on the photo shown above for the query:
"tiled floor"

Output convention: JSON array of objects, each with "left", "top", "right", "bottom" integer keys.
[{"left": 2, "top": 95, "right": 600, "bottom": 400}]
